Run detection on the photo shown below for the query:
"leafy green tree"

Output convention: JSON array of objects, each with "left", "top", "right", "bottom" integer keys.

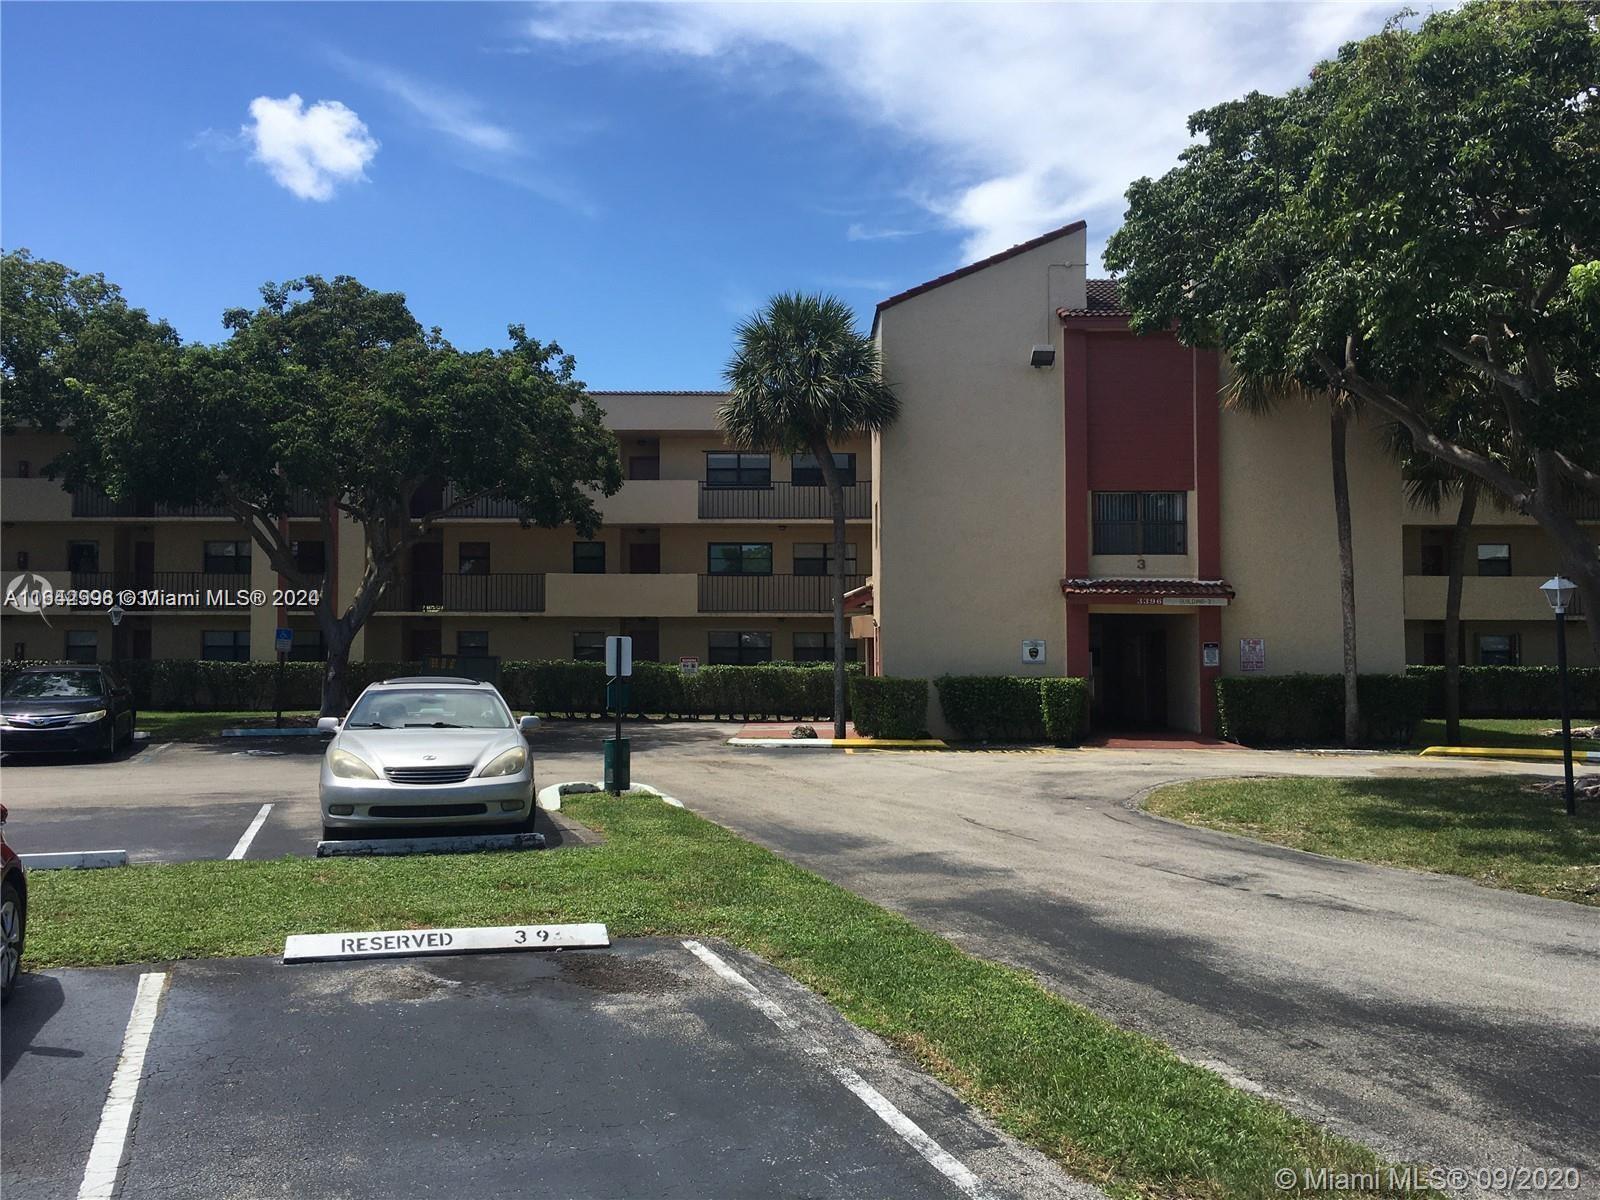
[
  {"left": 1106, "top": 0, "right": 1600, "bottom": 657},
  {"left": 721, "top": 294, "right": 898, "bottom": 738},
  {"left": 5, "top": 266, "right": 622, "bottom": 713}
]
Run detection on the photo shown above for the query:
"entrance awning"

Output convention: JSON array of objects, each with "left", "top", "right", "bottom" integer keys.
[{"left": 1061, "top": 578, "right": 1235, "bottom": 605}]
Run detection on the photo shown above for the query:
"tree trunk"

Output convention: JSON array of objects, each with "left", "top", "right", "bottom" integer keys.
[
  {"left": 320, "top": 628, "right": 352, "bottom": 718},
  {"left": 1443, "top": 477, "right": 1478, "bottom": 744},
  {"left": 1330, "top": 406, "right": 1360, "bottom": 746},
  {"left": 812, "top": 438, "right": 849, "bottom": 739}
]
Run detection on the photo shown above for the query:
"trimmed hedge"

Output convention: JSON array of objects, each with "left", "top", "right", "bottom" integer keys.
[
  {"left": 1215, "top": 673, "right": 1428, "bottom": 746},
  {"left": 1405, "top": 665, "right": 1600, "bottom": 719},
  {"left": 0, "top": 657, "right": 856, "bottom": 721},
  {"left": 849, "top": 676, "right": 929, "bottom": 739},
  {"left": 934, "top": 675, "right": 1088, "bottom": 744}
]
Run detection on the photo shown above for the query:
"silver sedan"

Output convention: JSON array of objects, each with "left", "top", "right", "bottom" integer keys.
[{"left": 317, "top": 677, "right": 539, "bottom": 839}]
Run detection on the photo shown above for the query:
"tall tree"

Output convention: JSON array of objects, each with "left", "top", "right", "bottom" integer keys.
[
  {"left": 721, "top": 294, "right": 898, "bottom": 739},
  {"left": 4, "top": 266, "right": 623, "bottom": 713},
  {"left": 1105, "top": 0, "right": 1600, "bottom": 659}
]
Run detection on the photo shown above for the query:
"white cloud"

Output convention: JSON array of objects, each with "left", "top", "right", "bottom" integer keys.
[
  {"left": 243, "top": 94, "right": 378, "bottom": 200},
  {"left": 521, "top": 1, "right": 1410, "bottom": 266},
  {"left": 326, "top": 51, "right": 517, "bottom": 154},
  {"left": 846, "top": 222, "right": 916, "bottom": 242}
]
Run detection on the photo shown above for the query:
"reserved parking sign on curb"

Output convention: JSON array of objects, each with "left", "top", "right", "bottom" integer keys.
[{"left": 283, "top": 922, "right": 610, "bottom": 964}]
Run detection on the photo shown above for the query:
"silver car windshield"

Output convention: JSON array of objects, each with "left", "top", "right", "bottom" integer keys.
[{"left": 344, "top": 689, "right": 511, "bottom": 730}]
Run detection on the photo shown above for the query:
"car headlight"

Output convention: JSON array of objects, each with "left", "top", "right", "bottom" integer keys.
[
  {"left": 328, "top": 748, "right": 379, "bottom": 780},
  {"left": 478, "top": 746, "right": 527, "bottom": 778},
  {"left": 66, "top": 709, "right": 109, "bottom": 725}
]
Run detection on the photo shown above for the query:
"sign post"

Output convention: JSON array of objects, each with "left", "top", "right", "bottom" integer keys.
[
  {"left": 274, "top": 627, "right": 294, "bottom": 729},
  {"left": 604, "top": 635, "right": 633, "bottom": 794}
]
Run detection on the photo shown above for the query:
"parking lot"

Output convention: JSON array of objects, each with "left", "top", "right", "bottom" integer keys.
[{"left": 4, "top": 938, "right": 1087, "bottom": 1200}]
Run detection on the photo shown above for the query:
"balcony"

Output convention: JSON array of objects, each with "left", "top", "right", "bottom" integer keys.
[
  {"left": 378, "top": 573, "right": 547, "bottom": 613},
  {"left": 2, "top": 477, "right": 73, "bottom": 522},
  {"left": 69, "top": 489, "right": 323, "bottom": 520},
  {"left": 1403, "top": 575, "right": 1564, "bottom": 622},
  {"left": 698, "top": 573, "right": 866, "bottom": 613},
  {"left": 698, "top": 481, "right": 870, "bottom": 521}
]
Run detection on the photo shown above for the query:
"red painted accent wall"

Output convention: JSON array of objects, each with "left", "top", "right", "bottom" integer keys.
[{"left": 1085, "top": 333, "right": 1196, "bottom": 492}]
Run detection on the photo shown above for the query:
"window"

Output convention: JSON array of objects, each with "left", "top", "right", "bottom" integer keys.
[
  {"left": 573, "top": 631, "right": 606, "bottom": 662},
  {"left": 62, "top": 631, "right": 98, "bottom": 663},
  {"left": 1092, "top": 492, "right": 1187, "bottom": 555},
  {"left": 794, "top": 632, "right": 858, "bottom": 663},
  {"left": 794, "top": 542, "right": 858, "bottom": 576},
  {"left": 709, "top": 631, "right": 772, "bottom": 665},
  {"left": 1418, "top": 531, "right": 1452, "bottom": 577},
  {"left": 201, "top": 630, "right": 249, "bottom": 662},
  {"left": 289, "top": 628, "right": 326, "bottom": 662},
  {"left": 791, "top": 452, "right": 857, "bottom": 487},
  {"left": 458, "top": 542, "right": 491, "bottom": 575},
  {"left": 628, "top": 454, "right": 660, "bottom": 480},
  {"left": 1477, "top": 543, "right": 1512, "bottom": 576},
  {"left": 708, "top": 542, "right": 773, "bottom": 575},
  {"left": 457, "top": 630, "right": 489, "bottom": 656},
  {"left": 705, "top": 452, "right": 771, "bottom": 488},
  {"left": 67, "top": 541, "right": 100, "bottom": 574},
  {"left": 292, "top": 540, "right": 326, "bottom": 576},
  {"left": 203, "top": 540, "right": 251, "bottom": 575},
  {"left": 1477, "top": 633, "right": 1519, "bottom": 666},
  {"left": 573, "top": 541, "right": 606, "bottom": 574}
]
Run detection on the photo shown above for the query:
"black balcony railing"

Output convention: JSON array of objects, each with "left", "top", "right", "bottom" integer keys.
[
  {"left": 60, "top": 572, "right": 253, "bottom": 607},
  {"left": 71, "top": 489, "right": 323, "bottom": 519},
  {"left": 698, "top": 481, "right": 870, "bottom": 521},
  {"left": 698, "top": 573, "right": 866, "bottom": 613},
  {"left": 429, "top": 485, "right": 533, "bottom": 520},
  {"left": 379, "top": 573, "right": 546, "bottom": 612}
]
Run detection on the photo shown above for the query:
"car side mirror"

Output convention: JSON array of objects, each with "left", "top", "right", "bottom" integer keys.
[
  {"left": 316, "top": 717, "right": 341, "bottom": 733},
  {"left": 0, "top": 803, "right": 7, "bottom": 826},
  {"left": 519, "top": 715, "right": 541, "bottom": 735}
]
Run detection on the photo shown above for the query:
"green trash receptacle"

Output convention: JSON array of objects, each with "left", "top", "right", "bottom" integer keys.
[{"left": 604, "top": 737, "right": 631, "bottom": 794}]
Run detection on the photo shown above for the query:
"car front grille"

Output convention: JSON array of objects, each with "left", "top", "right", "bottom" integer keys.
[
  {"left": 368, "top": 802, "right": 488, "bottom": 818},
  {"left": 384, "top": 765, "right": 475, "bottom": 785}
]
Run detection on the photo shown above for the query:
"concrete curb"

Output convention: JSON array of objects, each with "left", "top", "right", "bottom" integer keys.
[
  {"left": 727, "top": 737, "right": 948, "bottom": 750},
  {"left": 315, "top": 832, "right": 546, "bottom": 858},
  {"left": 220, "top": 727, "right": 328, "bottom": 738},
  {"left": 19, "top": 850, "right": 129, "bottom": 870},
  {"left": 536, "top": 781, "right": 684, "bottom": 810},
  {"left": 1419, "top": 745, "right": 1600, "bottom": 763}
]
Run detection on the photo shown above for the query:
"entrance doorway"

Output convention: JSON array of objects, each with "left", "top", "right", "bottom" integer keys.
[{"left": 1090, "top": 615, "right": 1169, "bottom": 729}]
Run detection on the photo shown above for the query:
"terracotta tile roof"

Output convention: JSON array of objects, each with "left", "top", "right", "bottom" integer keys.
[
  {"left": 875, "top": 220, "right": 1088, "bottom": 315},
  {"left": 1060, "top": 577, "right": 1235, "bottom": 600},
  {"left": 1056, "top": 278, "right": 1127, "bottom": 319}
]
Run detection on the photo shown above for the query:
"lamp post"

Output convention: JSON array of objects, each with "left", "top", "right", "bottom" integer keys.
[{"left": 1539, "top": 576, "right": 1578, "bottom": 817}]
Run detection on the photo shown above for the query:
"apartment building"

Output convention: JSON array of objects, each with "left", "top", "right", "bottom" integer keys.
[
  {"left": 0, "top": 392, "right": 868, "bottom": 668},
  {"left": 863, "top": 221, "right": 1596, "bottom": 736}
]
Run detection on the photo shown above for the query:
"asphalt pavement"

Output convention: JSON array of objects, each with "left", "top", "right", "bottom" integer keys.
[{"left": 2, "top": 939, "right": 1092, "bottom": 1200}]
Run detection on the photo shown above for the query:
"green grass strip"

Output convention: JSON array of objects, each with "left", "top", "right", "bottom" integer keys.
[
  {"left": 1411, "top": 716, "right": 1599, "bottom": 752},
  {"left": 1147, "top": 776, "right": 1599, "bottom": 905},
  {"left": 29, "top": 793, "right": 1407, "bottom": 1199}
]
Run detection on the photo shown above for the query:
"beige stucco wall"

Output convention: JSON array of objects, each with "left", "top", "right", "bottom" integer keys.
[
  {"left": 874, "top": 227, "right": 1086, "bottom": 709},
  {"left": 1217, "top": 400, "right": 1406, "bottom": 676}
]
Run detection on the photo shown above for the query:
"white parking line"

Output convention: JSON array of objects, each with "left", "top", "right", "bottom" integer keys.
[
  {"left": 136, "top": 742, "right": 175, "bottom": 764},
  {"left": 682, "top": 940, "right": 992, "bottom": 1200},
  {"left": 78, "top": 971, "right": 168, "bottom": 1200},
  {"left": 227, "top": 804, "right": 274, "bottom": 861}
]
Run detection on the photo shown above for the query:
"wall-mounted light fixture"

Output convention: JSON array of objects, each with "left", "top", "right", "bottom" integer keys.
[{"left": 1029, "top": 345, "right": 1056, "bottom": 368}]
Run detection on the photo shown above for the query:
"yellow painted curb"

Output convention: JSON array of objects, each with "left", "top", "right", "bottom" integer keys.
[
  {"left": 835, "top": 738, "right": 948, "bottom": 750},
  {"left": 1419, "top": 745, "right": 1600, "bottom": 763}
]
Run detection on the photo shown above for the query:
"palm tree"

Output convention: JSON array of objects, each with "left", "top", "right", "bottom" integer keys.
[
  {"left": 1390, "top": 400, "right": 1507, "bottom": 744},
  {"left": 1228, "top": 373, "right": 1362, "bottom": 746},
  {"left": 721, "top": 294, "right": 899, "bottom": 739}
]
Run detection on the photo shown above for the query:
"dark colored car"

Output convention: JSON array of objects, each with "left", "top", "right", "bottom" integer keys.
[
  {"left": 1, "top": 805, "right": 24, "bottom": 1003},
  {"left": 0, "top": 665, "right": 137, "bottom": 757}
]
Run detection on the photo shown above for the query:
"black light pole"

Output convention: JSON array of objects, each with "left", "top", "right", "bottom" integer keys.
[{"left": 1540, "top": 576, "right": 1577, "bottom": 817}]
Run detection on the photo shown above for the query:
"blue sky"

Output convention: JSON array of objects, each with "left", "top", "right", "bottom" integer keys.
[{"left": 2, "top": 1, "right": 1409, "bottom": 389}]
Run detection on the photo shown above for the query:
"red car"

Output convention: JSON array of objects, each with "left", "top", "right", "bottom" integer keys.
[{"left": 1, "top": 804, "right": 25, "bottom": 1002}]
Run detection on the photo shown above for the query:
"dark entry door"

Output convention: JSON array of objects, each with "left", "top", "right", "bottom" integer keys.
[
  {"left": 134, "top": 541, "right": 156, "bottom": 588},
  {"left": 410, "top": 542, "right": 443, "bottom": 607},
  {"left": 628, "top": 543, "right": 661, "bottom": 575},
  {"left": 409, "top": 627, "right": 441, "bottom": 662},
  {"left": 1093, "top": 617, "right": 1168, "bottom": 728}
]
